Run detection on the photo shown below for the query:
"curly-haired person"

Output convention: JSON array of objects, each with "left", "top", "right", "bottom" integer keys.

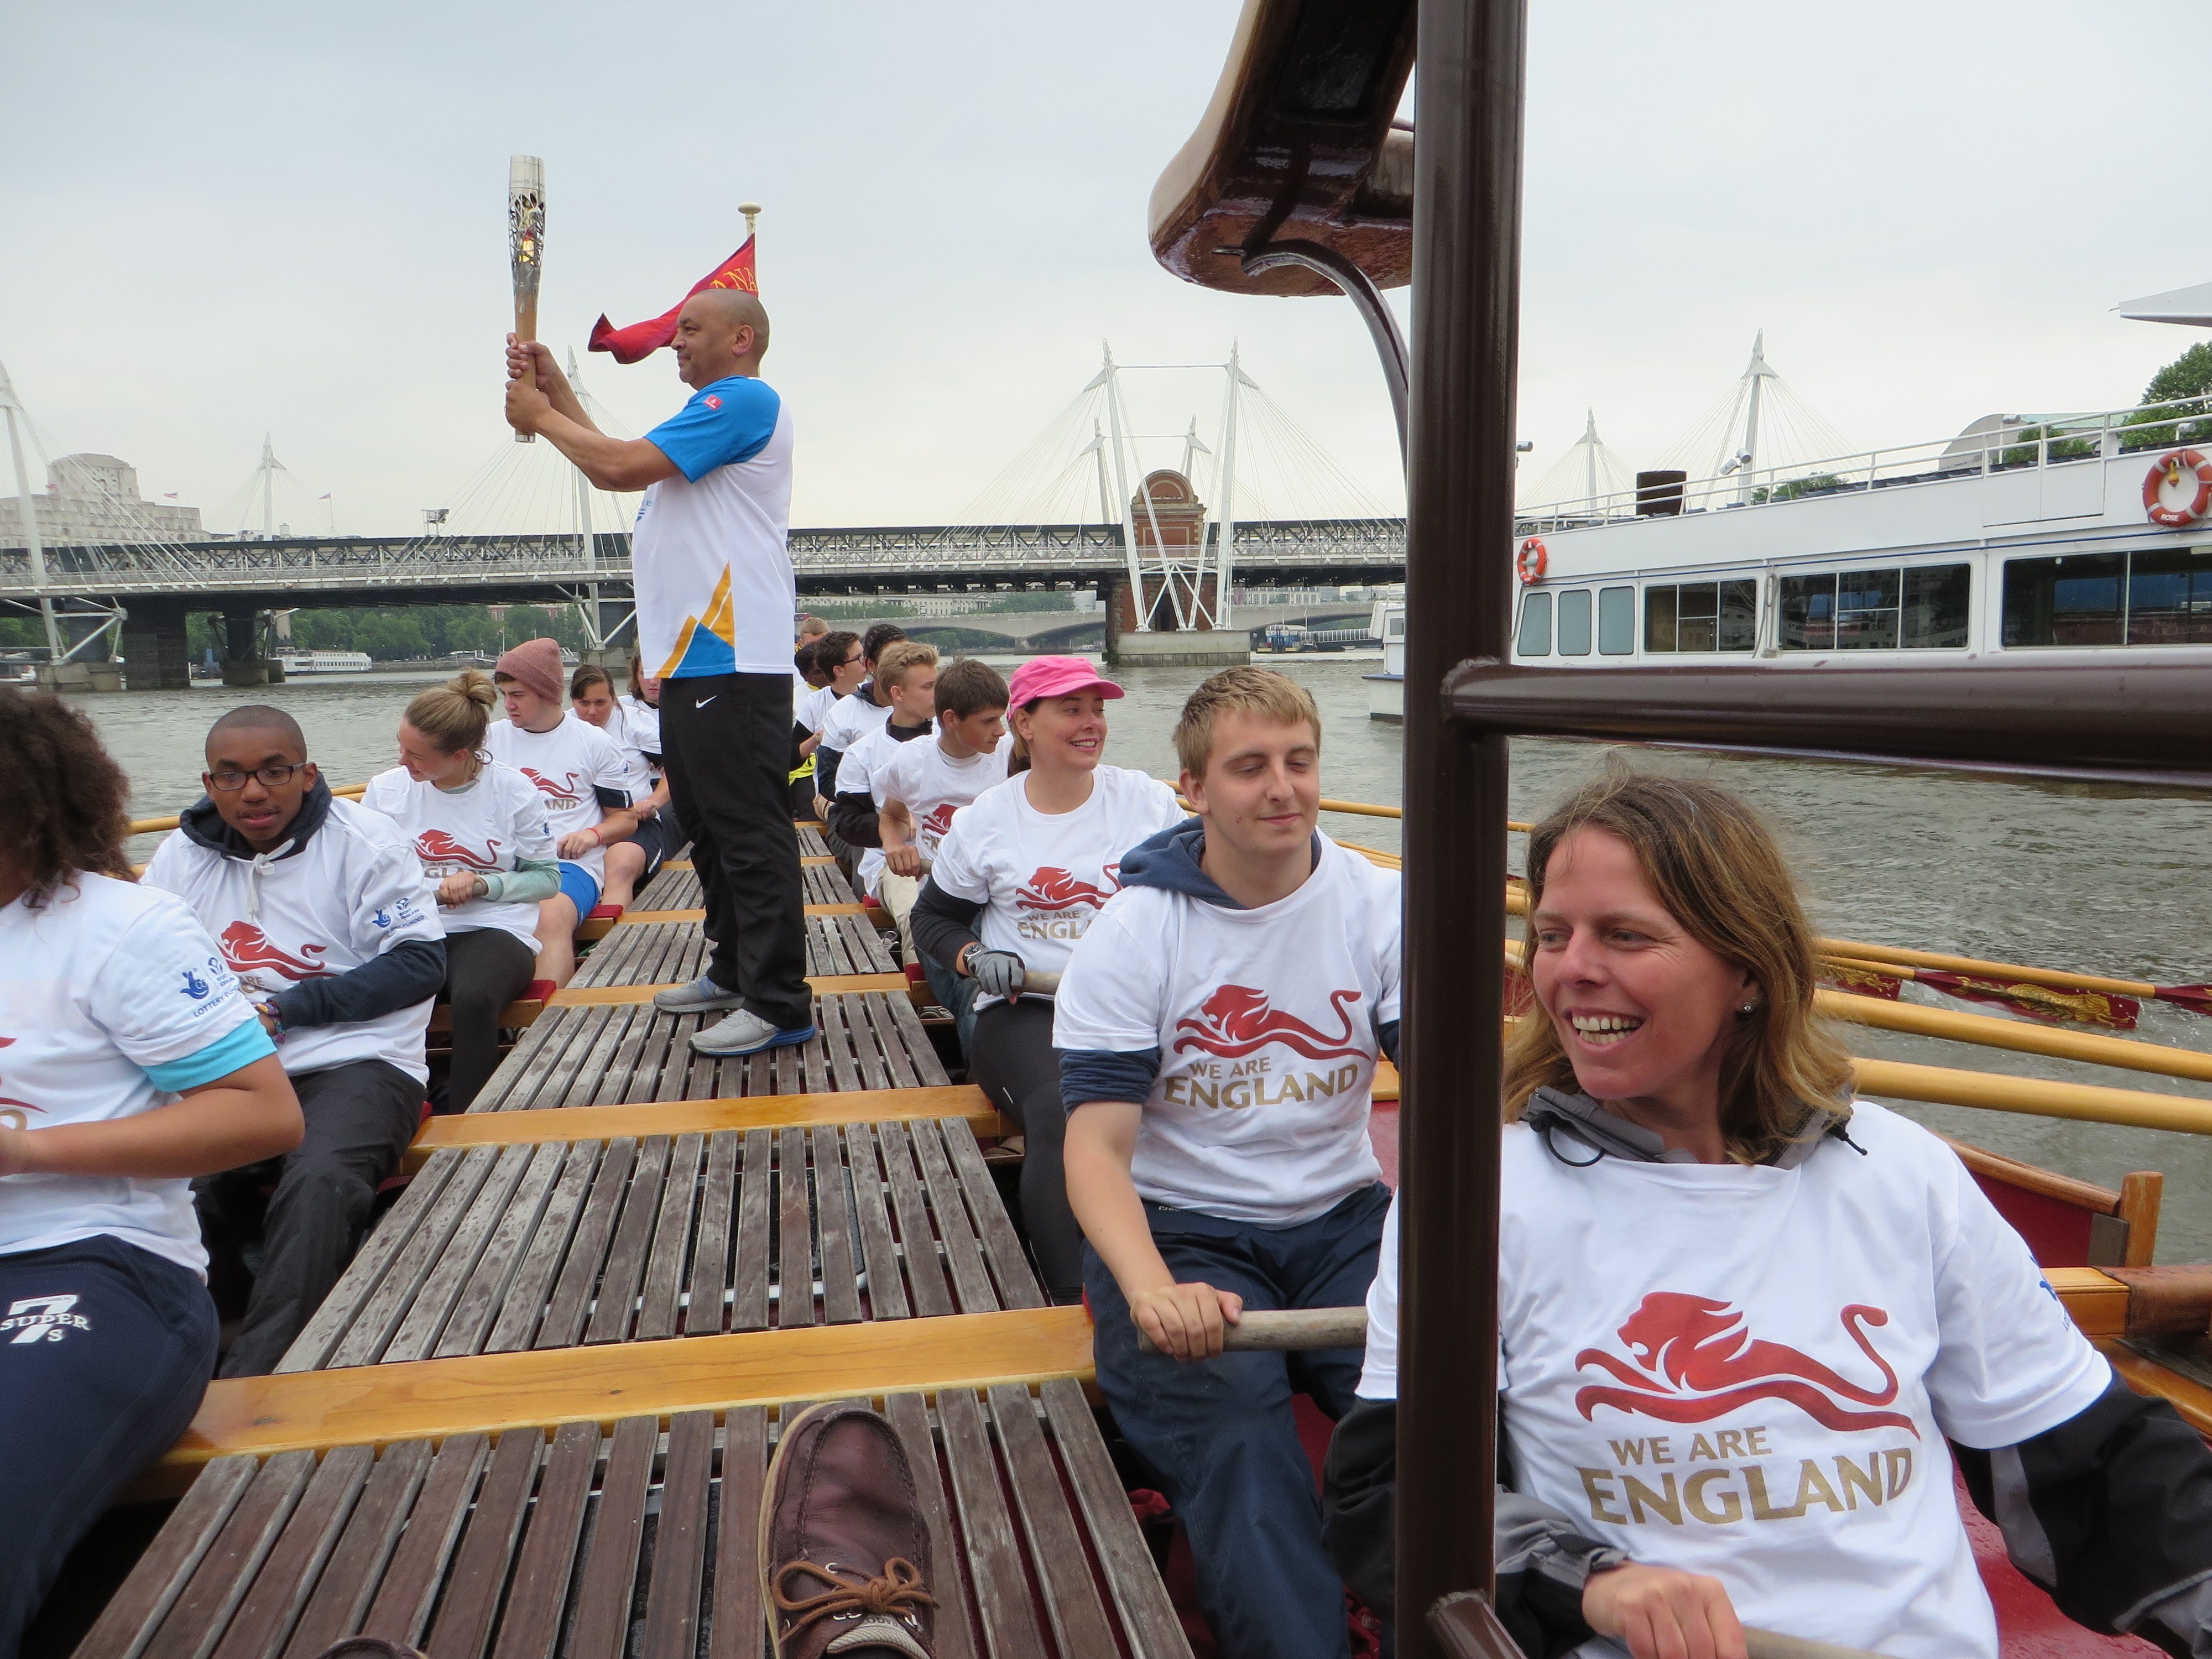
[{"left": 0, "top": 688, "right": 301, "bottom": 1653}]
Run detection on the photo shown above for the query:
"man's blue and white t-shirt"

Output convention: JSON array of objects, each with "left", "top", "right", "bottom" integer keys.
[
  {"left": 635, "top": 374, "right": 795, "bottom": 681},
  {"left": 0, "top": 874, "right": 275, "bottom": 1275}
]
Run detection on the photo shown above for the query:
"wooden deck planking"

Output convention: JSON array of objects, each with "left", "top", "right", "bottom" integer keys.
[{"left": 107, "top": 1387, "right": 1191, "bottom": 1659}]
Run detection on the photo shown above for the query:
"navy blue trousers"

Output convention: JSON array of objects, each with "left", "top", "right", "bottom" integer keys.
[
  {"left": 1085, "top": 1181, "right": 1390, "bottom": 1659},
  {"left": 0, "top": 1233, "right": 216, "bottom": 1658}
]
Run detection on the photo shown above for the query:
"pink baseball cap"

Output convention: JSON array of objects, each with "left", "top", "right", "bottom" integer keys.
[{"left": 1007, "top": 655, "right": 1124, "bottom": 706}]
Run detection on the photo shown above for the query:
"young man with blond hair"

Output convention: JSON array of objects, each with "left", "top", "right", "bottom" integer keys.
[
  {"left": 825, "top": 640, "right": 939, "bottom": 920},
  {"left": 1055, "top": 665, "right": 1399, "bottom": 1659}
]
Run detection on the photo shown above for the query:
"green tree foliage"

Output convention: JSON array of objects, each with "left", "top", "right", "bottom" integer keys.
[
  {"left": 2122, "top": 342, "right": 2212, "bottom": 451},
  {"left": 182, "top": 602, "right": 593, "bottom": 663}
]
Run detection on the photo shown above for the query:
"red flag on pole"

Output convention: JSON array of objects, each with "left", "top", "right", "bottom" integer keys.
[{"left": 588, "top": 238, "right": 758, "bottom": 363}]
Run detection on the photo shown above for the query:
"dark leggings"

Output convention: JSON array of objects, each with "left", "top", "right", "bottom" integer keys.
[
  {"left": 443, "top": 926, "right": 538, "bottom": 1112},
  {"left": 969, "top": 997, "right": 1082, "bottom": 1300}
]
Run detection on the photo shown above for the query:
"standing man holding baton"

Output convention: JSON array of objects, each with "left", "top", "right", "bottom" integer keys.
[{"left": 504, "top": 290, "right": 812, "bottom": 1055}]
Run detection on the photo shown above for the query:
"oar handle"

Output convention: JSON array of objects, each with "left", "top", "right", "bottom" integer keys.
[
  {"left": 1744, "top": 1629, "right": 1887, "bottom": 1659},
  {"left": 1134, "top": 1305, "right": 1368, "bottom": 1354},
  {"left": 1013, "top": 969, "right": 1061, "bottom": 995}
]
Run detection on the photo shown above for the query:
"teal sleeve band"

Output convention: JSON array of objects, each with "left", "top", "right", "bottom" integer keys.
[{"left": 143, "top": 1018, "right": 277, "bottom": 1091}]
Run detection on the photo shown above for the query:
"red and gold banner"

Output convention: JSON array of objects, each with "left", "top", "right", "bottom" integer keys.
[{"left": 588, "top": 238, "right": 758, "bottom": 364}]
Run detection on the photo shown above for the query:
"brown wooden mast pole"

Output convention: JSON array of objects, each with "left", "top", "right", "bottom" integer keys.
[{"left": 1399, "top": 0, "right": 1528, "bottom": 1647}]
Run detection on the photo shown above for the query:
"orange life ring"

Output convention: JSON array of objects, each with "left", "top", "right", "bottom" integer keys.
[
  {"left": 2143, "top": 449, "right": 2212, "bottom": 528},
  {"left": 1516, "top": 537, "right": 1548, "bottom": 585}
]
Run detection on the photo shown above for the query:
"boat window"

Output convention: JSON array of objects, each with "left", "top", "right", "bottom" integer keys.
[
  {"left": 1557, "top": 589, "right": 1592, "bottom": 655},
  {"left": 2002, "top": 552, "right": 2127, "bottom": 646},
  {"left": 1645, "top": 580, "right": 1756, "bottom": 653},
  {"left": 2125, "top": 546, "right": 2212, "bottom": 644},
  {"left": 1785, "top": 564, "right": 1971, "bottom": 649},
  {"left": 1598, "top": 586, "right": 1635, "bottom": 654},
  {"left": 1517, "top": 591, "right": 1553, "bottom": 656},
  {"left": 1902, "top": 564, "right": 1972, "bottom": 648}
]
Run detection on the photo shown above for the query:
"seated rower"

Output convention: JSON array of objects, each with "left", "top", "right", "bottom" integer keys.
[
  {"left": 482, "top": 637, "right": 644, "bottom": 987},
  {"left": 826, "top": 639, "right": 940, "bottom": 917},
  {"left": 1057, "top": 666, "right": 1396, "bottom": 1659},
  {"left": 0, "top": 691, "right": 300, "bottom": 1652},
  {"left": 873, "top": 656, "right": 1010, "bottom": 1053},
  {"left": 143, "top": 703, "right": 444, "bottom": 1378},
  {"left": 571, "top": 662, "right": 671, "bottom": 903},
  {"left": 812, "top": 622, "right": 905, "bottom": 821},
  {"left": 911, "top": 655, "right": 1183, "bottom": 1303},
  {"left": 363, "top": 671, "right": 559, "bottom": 1113},
  {"left": 792, "top": 629, "right": 864, "bottom": 820},
  {"left": 1324, "top": 773, "right": 2212, "bottom": 1659}
]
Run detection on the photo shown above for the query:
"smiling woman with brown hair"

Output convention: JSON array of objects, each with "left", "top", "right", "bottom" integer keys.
[{"left": 1326, "top": 771, "right": 2212, "bottom": 1659}]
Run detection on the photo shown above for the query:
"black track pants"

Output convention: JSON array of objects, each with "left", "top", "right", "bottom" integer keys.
[{"left": 441, "top": 926, "right": 536, "bottom": 1113}]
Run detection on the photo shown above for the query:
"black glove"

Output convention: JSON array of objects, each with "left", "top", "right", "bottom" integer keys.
[{"left": 964, "top": 948, "right": 1027, "bottom": 999}]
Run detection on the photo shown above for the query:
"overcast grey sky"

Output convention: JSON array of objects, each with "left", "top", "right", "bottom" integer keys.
[{"left": 2, "top": 2, "right": 2200, "bottom": 535}]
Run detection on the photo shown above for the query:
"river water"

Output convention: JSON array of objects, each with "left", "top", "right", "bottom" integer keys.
[{"left": 81, "top": 656, "right": 2212, "bottom": 1260}]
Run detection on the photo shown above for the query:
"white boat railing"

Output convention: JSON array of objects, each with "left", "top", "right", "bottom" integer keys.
[{"left": 1515, "top": 394, "right": 2212, "bottom": 534}]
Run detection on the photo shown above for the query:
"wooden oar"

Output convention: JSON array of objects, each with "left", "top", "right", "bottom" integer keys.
[
  {"left": 1825, "top": 935, "right": 2212, "bottom": 1019},
  {"left": 128, "top": 781, "right": 368, "bottom": 838},
  {"left": 1136, "top": 1305, "right": 1367, "bottom": 1354}
]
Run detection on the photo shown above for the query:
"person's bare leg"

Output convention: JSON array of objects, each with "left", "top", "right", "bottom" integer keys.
[
  {"left": 535, "top": 895, "right": 579, "bottom": 988},
  {"left": 599, "top": 841, "right": 646, "bottom": 911}
]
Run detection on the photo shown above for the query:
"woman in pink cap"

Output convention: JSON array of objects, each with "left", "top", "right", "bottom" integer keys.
[{"left": 911, "top": 656, "right": 1184, "bottom": 1300}]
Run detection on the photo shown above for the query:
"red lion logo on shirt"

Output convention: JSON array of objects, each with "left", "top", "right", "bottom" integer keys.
[
  {"left": 1016, "top": 864, "right": 1121, "bottom": 912},
  {"left": 1172, "top": 985, "right": 1369, "bottom": 1060},
  {"left": 920, "top": 802, "right": 959, "bottom": 842},
  {"left": 0, "top": 1038, "right": 45, "bottom": 1129},
  {"left": 520, "top": 767, "right": 583, "bottom": 806},
  {"left": 219, "top": 921, "right": 334, "bottom": 982},
  {"left": 415, "top": 830, "right": 503, "bottom": 871},
  {"left": 1575, "top": 1292, "right": 1917, "bottom": 1437}
]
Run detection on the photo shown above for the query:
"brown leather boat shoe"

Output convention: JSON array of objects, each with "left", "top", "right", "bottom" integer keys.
[
  {"left": 761, "top": 1401, "right": 938, "bottom": 1659},
  {"left": 309, "top": 1641, "right": 427, "bottom": 1659}
]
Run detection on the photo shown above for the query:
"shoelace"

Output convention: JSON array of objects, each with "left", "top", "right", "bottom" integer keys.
[{"left": 771, "top": 1557, "right": 936, "bottom": 1642}]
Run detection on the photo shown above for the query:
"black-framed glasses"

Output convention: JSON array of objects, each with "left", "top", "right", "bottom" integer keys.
[{"left": 206, "top": 763, "right": 311, "bottom": 791}]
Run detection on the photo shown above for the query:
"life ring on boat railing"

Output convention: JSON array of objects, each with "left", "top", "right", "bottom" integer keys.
[
  {"left": 1515, "top": 537, "right": 1548, "bottom": 584},
  {"left": 2143, "top": 449, "right": 2212, "bottom": 527}
]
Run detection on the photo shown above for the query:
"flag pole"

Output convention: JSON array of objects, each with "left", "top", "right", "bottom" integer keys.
[{"left": 509, "top": 154, "right": 546, "bottom": 444}]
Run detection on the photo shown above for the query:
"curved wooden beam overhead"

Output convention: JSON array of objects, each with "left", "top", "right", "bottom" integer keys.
[{"left": 1148, "top": 0, "right": 1416, "bottom": 296}]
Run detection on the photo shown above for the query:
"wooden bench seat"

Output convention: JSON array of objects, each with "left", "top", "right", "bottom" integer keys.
[
  {"left": 630, "top": 860, "right": 857, "bottom": 914},
  {"left": 468, "top": 990, "right": 948, "bottom": 1114},
  {"left": 95, "top": 1374, "right": 1190, "bottom": 1659},
  {"left": 281, "top": 1114, "right": 1037, "bottom": 1373},
  {"left": 571, "top": 912, "right": 895, "bottom": 992}
]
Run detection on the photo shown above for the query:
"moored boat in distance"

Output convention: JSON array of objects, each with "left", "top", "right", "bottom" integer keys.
[
  {"left": 1365, "top": 596, "right": 1405, "bottom": 719},
  {"left": 274, "top": 648, "right": 373, "bottom": 675},
  {"left": 1506, "top": 394, "right": 2212, "bottom": 670}
]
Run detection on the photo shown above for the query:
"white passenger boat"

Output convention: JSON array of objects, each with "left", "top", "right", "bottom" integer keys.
[
  {"left": 1363, "top": 597, "right": 1406, "bottom": 719},
  {"left": 275, "top": 648, "right": 373, "bottom": 675},
  {"left": 1505, "top": 397, "right": 2212, "bottom": 671}
]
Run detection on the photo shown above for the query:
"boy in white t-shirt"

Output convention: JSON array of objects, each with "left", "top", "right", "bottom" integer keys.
[
  {"left": 874, "top": 656, "right": 1009, "bottom": 1050},
  {"left": 826, "top": 639, "right": 938, "bottom": 901},
  {"left": 144, "top": 705, "right": 446, "bottom": 1377},
  {"left": 1056, "top": 667, "right": 1397, "bottom": 1659},
  {"left": 811, "top": 622, "right": 905, "bottom": 818}
]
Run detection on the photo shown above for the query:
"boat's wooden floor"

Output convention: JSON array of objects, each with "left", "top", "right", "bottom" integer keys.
[
  {"left": 92, "top": 827, "right": 1193, "bottom": 1659},
  {"left": 88, "top": 1382, "right": 1186, "bottom": 1659}
]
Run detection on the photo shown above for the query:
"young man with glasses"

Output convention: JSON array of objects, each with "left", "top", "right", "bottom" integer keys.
[{"left": 143, "top": 705, "right": 445, "bottom": 1375}]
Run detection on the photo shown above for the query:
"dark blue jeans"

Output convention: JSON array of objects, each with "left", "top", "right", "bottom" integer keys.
[
  {"left": 0, "top": 1233, "right": 217, "bottom": 1657},
  {"left": 1085, "top": 1181, "right": 1390, "bottom": 1659}
]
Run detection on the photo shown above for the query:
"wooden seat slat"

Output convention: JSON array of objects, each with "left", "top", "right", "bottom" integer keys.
[
  {"left": 706, "top": 1406, "right": 771, "bottom": 1659},
  {"left": 275, "top": 1439, "right": 431, "bottom": 1659},
  {"left": 945, "top": 1118, "right": 1047, "bottom": 1313},
  {"left": 938, "top": 1386, "right": 1052, "bottom": 1659},
  {"left": 681, "top": 1129, "right": 742, "bottom": 1338},
  {"left": 488, "top": 1420, "right": 597, "bottom": 1659},
  {"left": 815, "top": 1124, "right": 864, "bottom": 1325},
  {"left": 878, "top": 1120, "right": 956, "bottom": 1320},
  {"left": 883, "top": 1390, "right": 982, "bottom": 1659},
  {"left": 912, "top": 1118, "right": 998, "bottom": 1315},
  {"left": 796, "top": 826, "right": 832, "bottom": 858},
  {"left": 641, "top": 1409, "right": 717, "bottom": 1659},
  {"left": 572, "top": 1415, "right": 659, "bottom": 1659},
  {"left": 536, "top": 1138, "right": 639, "bottom": 1352},
  {"left": 77, "top": 1455, "right": 257, "bottom": 1659},
  {"left": 325, "top": 1147, "right": 507, "bottom": 1373},
  {"left": 278, "top": 1152, "right": 463, "bottom": 1373},
  {"left": 636, "top": 1131, "right": 706, "bottom": 1342},
  {"left": 143, "top": 1449, "right": 314, "bottom": 1659},
  {"left": 361, "top": 1431, "right": 487, "bottom": 1647},
  {"left": 424, "top": 1425, "right": 539, "bottom": 1659},
  {"left": 776, "top": 1124, "right": 816, "bottom": 1330},
  {"left": 433, "top": 1141, "right": 573, "bottom": 1360},
  {"left": 848, "top": 1125, "right": 911, "bottom": 1322},
  {"left": 990, "top": 1382, "right": 1125, "bottom": 1658},
  {"left": 207, "top": 1443, "right": 374, "bottom": 1659},
  {"left": 481, "top": 1142, "right": 601, "bottom": 1357},
  {"left": 380, "top": 1142, "right": 539, "bottom": 1365},
  {"left": 1040, "top": 1377, "right": 1192, "bottom": 1658},
  {"left": 586, "top": 1135, "right": 674, "bottom": 1345}
]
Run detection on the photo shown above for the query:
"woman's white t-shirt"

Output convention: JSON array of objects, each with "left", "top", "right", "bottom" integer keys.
[
  {"left": 362, "top": 762, "right": 557, "bottom": 950},
  {"left": 927, "top": 765, "right": 1184, "bottom": 1011},
  {"left": 1052, "top": 836, "right": 1396, "bottom": 1224},
  {"left": 871, "top": 733, "right": 1013, "bottom": 865},
  {"left": 608, "top": 696, "right": 664, "bottom": 786},
  {"left": 1356, "top": 1103, "right": 2112, "bottom": 1659},
  {"left": 482, "top": 712, "right": 641, "bottom": 880},
  {"left": 0, "top": 874, "right": 270, "bottom": 1275}
]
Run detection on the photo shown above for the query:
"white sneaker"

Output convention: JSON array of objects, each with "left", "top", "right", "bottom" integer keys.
[
  {"left": 688, "top": 1009, "right": 818, "bottom": 1056},
  {"left": 653, "top": 973, "right": 744, "bottom": 1015}
]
